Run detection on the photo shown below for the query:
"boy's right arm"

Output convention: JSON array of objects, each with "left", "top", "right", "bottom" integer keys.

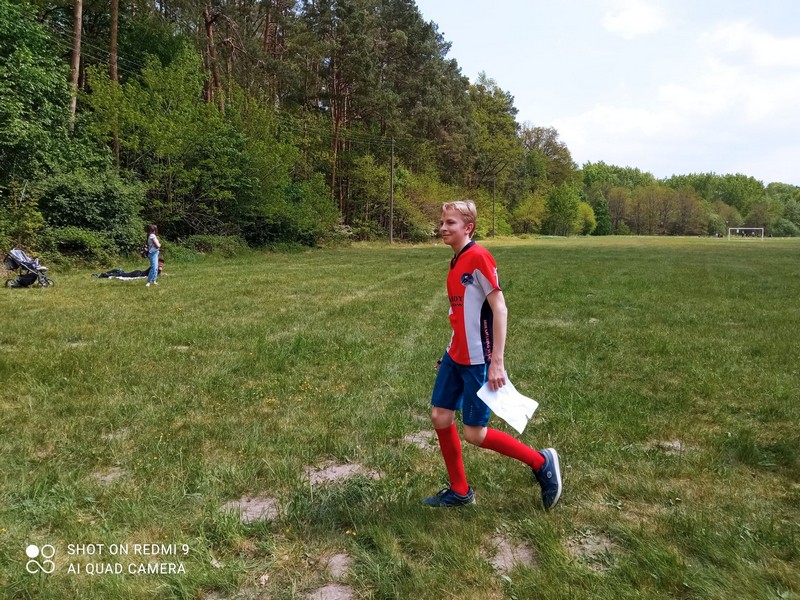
[{"left": 486, "top": 289, "right": 508, "bottom": 391}]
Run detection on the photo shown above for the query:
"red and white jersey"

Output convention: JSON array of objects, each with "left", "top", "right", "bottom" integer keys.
[{"left": 445, "top": 241, "right": 501, "bottom": 365}]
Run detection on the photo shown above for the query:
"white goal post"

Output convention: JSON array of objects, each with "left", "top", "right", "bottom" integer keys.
[{"left": 728, "top": 227, "right": 764, "bottom": 240}]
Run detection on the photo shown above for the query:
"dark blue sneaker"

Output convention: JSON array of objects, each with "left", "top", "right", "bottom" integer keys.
[
  {"left": 421, "top": 486, "right": 476, "bottom": 507},
  {"left": 533, "top": 448, "right": 562, "bottom": 510}
]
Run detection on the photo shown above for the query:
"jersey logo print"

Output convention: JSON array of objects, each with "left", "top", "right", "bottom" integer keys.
[{"left": 460, "top": 272, "right": 474, "bottom": 286}]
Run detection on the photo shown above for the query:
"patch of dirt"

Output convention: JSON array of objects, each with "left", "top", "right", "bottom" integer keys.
[
  {"left": 323, "top": 553, "right": 351, "bottom": 579},
  {"left": 535, "top": 318, "right": 572, "bottom": 328},
  {"left": 173, "top": 345, "right": 191, "bottom": 351},
  {"left": 33, "top": 444, "right": 55, "bottom": 459},
  {"left": 307, "top": 584, "right": 354, "bottom": 600},
  {"left": 203, "top": 591, "right": 271, "bottom": 600},
  {"left": 403, "top": 431, "right": 437, "bottom": 450},
  {"left": 618, "top": 501, "right": 670, "bottom": 526},
  {"left": 101, "top": 429, "right": 129, "bottom": 442},
  {"left": 482, "top": 533, "right": 537, "bottom": 574},
  {"left": 91, "top": 467, "right": 125, "bottom": 484},
  {"left": 645, "top": 439, "right": 698, "bottom": 455},
  {"left": 66, "top": 341, "right": 89, "bottom": 348},
  {"left": 566, "top": 529, "right": 617, "bottom": 571},
  {"left": 305, "top": 461, "right": 380, "bottom": 485},
  {"left": 221, "top": 496, "right": 280, "bottom": 524}
]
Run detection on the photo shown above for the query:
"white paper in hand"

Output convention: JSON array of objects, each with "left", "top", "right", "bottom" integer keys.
[{"left": 477, "top": 376, "right": 539, "bottom": 434}]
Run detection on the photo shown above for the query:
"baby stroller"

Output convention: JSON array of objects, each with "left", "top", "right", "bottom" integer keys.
[{"left": 4, "top": 248, "right": 53, "bottom": 288}]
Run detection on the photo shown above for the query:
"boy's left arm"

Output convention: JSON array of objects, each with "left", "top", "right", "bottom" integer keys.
[{"left": 486, "top": 289, "right": 508, "bottom": 391}]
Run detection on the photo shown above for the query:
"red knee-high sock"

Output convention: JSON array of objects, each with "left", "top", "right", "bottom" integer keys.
[
  {"left": 435, "top": 424, "right": 469, "bottom": 495},
  {"left": 480, "top": 427, "right": 545, "bottom": 470}
]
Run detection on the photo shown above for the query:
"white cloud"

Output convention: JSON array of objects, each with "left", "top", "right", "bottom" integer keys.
[
  {"left": 601, "top": 0, "right": 668, "bottom": 39},
  {"left": 552, "top": 104, "right": 691, "bottom": 175},
  {"left": 556, "top": 105, "right": 683, "bottom": 142},
  {"left": 706, "top": 21, "right": 800, "bottom": 68},
  {"left": 555, "top": 16, "right": 800, "bottom": 182},
  {"left": 697, "top": 23, "right": 800, "bottom": 124},
  {"left": 657, "top": 67, "right": 736, "bottom": 119}
]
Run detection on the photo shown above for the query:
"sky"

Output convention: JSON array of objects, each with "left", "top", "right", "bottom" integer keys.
[{"left": 413, "top": 0, "right": 800, "bottom": 186}]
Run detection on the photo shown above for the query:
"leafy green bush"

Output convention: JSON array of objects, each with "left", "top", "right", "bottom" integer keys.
[
  {"left": 707, "top": 213, "right": 726, "bottom": 236},
  {"left": 406, "top": 225, "right": 435, "bottom": 243},
  {"left": 350, "top": 219, "right": 386, "bottom": 241},
  {"left": 770, "top": 218, "right": 798, "bottom": 238},
  {"left": 40, "top": 226, "right": 115, "bottom": 264},
  {"left": 37, "top": 170, "right": 145, "bottom": 252},
  {"left": 591, "top": 197, "right": 612, "bottom": 235},
  {"left": 156, "top": 241, "right": 200, "bottom": 262},
  {"left": 181, "top": 235, "right": 249, "bottom": 257},
  {"left": 239, "top": 177, "right": 338, "bottom": 247},
  {"left": 0, "top": 0, "right": 71, "bottom": 194},
  {"left": 577, "top": 201, "right": 597, "bottom": 235},
  {"left": 85, "top": 52, "right": 250, "bottom": 241},
  {"left": 319, "top": 223, "right": 355, "bottom": 247},
  {"left": 391, "top": 193, "right": 437, "bottom": 242},
  {"left": 542, "top": 184, "right": 581, "bottom": 236},
  {"left": 0, "top": 183, "right": 45, "bottom": 251}
]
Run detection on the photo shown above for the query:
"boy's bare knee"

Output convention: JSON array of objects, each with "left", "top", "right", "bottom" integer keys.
[
  {"left": 431, "top": 407, "right": 455, "bottom": 429},
  {"left": 463, "top": 425, "right": 487, "bottom": 446}
]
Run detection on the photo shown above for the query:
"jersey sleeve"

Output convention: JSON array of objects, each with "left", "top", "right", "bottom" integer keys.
[{"left": 473, "top": 251, "right": 500, "bottom": 296}]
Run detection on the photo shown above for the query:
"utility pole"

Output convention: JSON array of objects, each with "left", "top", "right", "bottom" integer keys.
[
  {"left": 110, "top": 0, "right": 119, "bottom": 167},
  {"left": 68, "top": 0, "right": 83, "bottom": 133},
  {"left": 492, "top": 179, "right": 496, "bottom": 237},
  {"left": 389, "top": 137, "right": 394, "bottom": 244}
]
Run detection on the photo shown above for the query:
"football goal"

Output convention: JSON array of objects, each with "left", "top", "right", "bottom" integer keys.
[{"left": 728, "top": 227, "right": 764, "bottom": 240}]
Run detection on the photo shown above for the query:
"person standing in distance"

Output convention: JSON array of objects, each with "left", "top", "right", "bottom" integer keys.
[
  {"left": 145, "top": 224, "right": 161, "bottom": 287},
  {"left": 422, "top": 200, "right": 562, "bottom": 509}
]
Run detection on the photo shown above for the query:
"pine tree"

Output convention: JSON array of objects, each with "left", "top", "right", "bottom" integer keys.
[{"left": 592, "top": 197, "right": 612, "bottom": 235}]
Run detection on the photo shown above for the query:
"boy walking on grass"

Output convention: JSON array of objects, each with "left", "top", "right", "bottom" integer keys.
[{"left": 422, "top": 201, "right": 562, "bottom": 509}]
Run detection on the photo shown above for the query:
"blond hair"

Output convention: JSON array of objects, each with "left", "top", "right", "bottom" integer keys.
[{"left": 441, "top": 200, "right": 477, "bottom": 237}]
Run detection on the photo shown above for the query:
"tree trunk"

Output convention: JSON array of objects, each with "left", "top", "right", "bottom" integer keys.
[
  {"left": 330, "top": 119, "right": 340, "bottom": 207},
  {"left": 202, "top": 49, "right": 212, "bottom": 104},
  {"left": 263, "top": 0, "right": 274, "bottom": 53},
  {"left": 203, "top": 5, "right": 224, "bottom": 112},
  {"left": 68, "top": 0, "right": 83, "bottom": 133},
  {"left": 109, "top": 0, "right": 120, "bottom": 167},
  {"left": 109, "top": 0, "right": 118, "bottom": 82},
  {"left": 329, "top": 52, "right": 340, "bottom": 207},
  {"left": 225, "top": 20, "right": 233, "bottom": 105}
]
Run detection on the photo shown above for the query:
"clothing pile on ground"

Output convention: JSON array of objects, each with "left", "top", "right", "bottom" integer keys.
[{"left": 92, "top": 257, "right": 163, "bottom": 280}]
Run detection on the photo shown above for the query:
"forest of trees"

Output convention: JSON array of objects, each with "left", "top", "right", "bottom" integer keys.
[{"left": 2, "top": 0, "right": 799, "bottom": 260}]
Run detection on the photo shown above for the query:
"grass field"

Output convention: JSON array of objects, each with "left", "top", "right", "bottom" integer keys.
[{"left": 1, "top": 236, "right": 798, "bottom": 600}]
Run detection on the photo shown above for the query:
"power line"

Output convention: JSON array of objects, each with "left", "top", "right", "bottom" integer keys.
[{"left": 48, "top": 23, "right": 149, "bottom": 76}]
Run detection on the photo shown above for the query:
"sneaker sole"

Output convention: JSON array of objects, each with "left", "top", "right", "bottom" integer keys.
[
  {"left": 544, "top": 448, "right": 562, "bottom": 509},
  {"left": 425, "top": 497, "right": 476, "bottom": 508},
  {"left": 421, "top": 493, "right": 476, "bottom": 508}
]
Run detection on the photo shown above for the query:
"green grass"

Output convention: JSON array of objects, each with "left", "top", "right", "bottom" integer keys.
[{"left": 1, "top": 237, "right": 799, "bottom": 599}]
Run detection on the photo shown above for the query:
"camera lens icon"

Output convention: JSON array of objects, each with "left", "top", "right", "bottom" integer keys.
[{"left": 25, "top": 544, "right": 56, "bottom": 574}]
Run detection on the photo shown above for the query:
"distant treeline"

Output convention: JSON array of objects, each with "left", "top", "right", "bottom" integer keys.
[{"left": 2, "top": 0, "right": 799, "bottom": 260}]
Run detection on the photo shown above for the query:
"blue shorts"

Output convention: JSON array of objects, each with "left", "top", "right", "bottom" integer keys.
[{"left": 431, "top": 352, "right": 491, "bottom": 427}]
